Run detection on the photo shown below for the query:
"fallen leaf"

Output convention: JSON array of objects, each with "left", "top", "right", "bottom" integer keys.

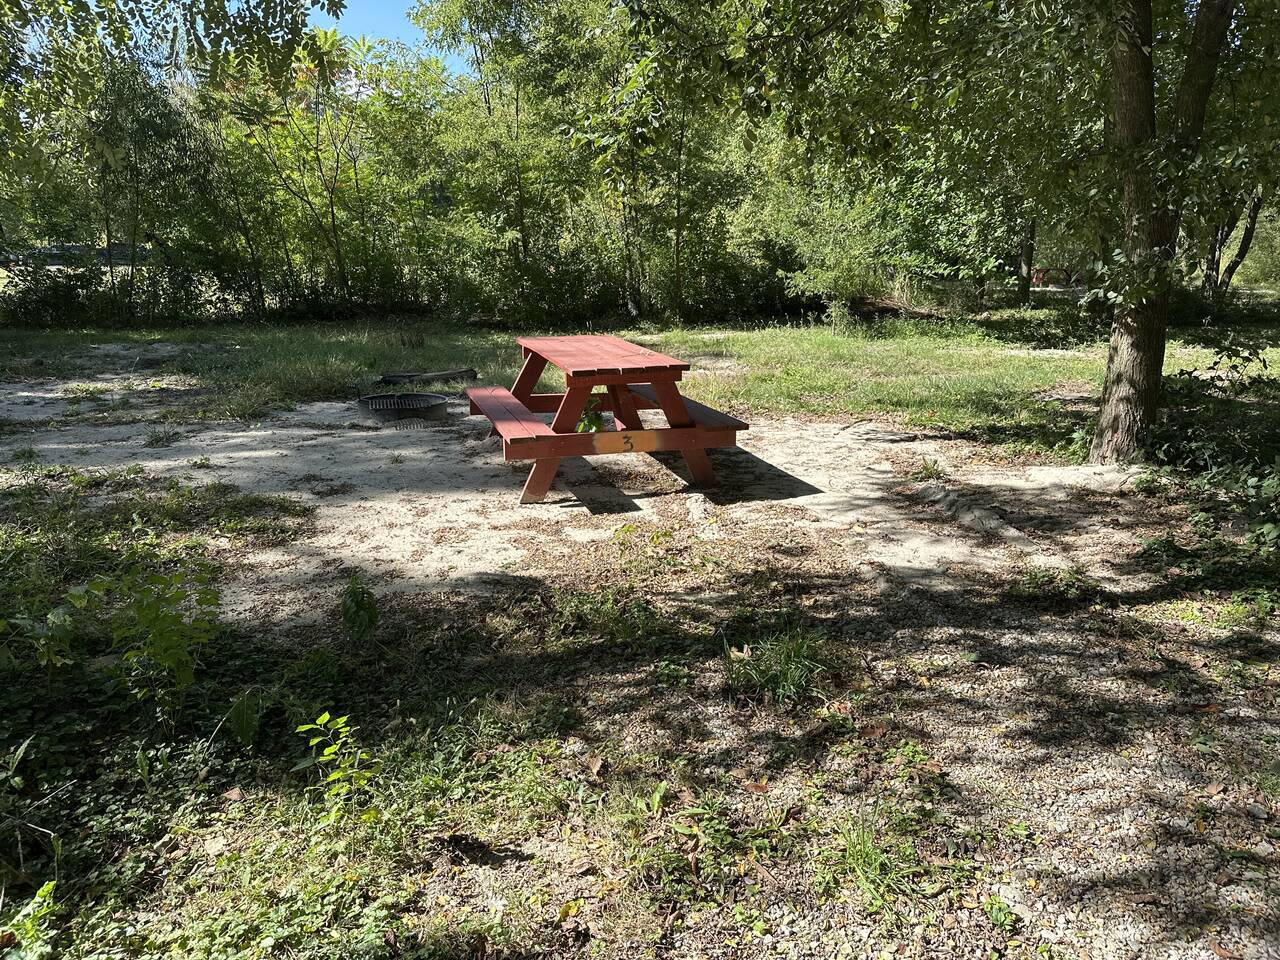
[
  {"left": 585, "top": 756, "right": 605, "bottom": 780},
  {"left": 1205, "top": 782, "right": 1225, "bottom": 796},
  {"left": 1208, "top": 938, "right": 1242, "bottom": 960},
  {"left": 751, "top": 859, "right": 779, "bottom": 884},
  {"left": 0, "top": 932, "right": 16, "bottom": 949},
  {"left": 861, "top": 723, "right": 890, "bottom": 739},
  {"left": 1194, "top": 703, "right": 1221, "bottom": 714},
  {"left": 221, "top": 786, "right": 245, "bottom": 802},
  {"left": 741, "top": 779, "right": 768, "bottom": 795}
]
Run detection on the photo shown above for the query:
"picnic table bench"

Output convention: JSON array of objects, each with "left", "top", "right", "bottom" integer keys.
[{"left": 466, "top": 334, "right": 748, "bottom": 502}]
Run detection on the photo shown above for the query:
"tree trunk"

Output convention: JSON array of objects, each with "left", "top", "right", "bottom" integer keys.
[
  {"left": 1017, "top": 218, "right": 1036, "bottom": 305},
  {"left": 1090, "top": 0, "right": 1162, "bottom": 463},
  {"left": 1090, "top": 0, "right": 1237, "bottom": 463},
  {"left": 1218, "top": 188, "right": 1263, "bottom": 293},
  {"left": 1201, "top": 223, "right": 1226, "bottom": 293}
]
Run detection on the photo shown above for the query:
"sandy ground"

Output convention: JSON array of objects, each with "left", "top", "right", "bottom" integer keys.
[{"left": 1, "top": 378, "right": 1141, "bottom": 626}]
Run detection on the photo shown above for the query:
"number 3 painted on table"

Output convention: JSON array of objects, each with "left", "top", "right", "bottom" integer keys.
[{"left": 622, "top": 435, "right": 634, "bottom": 451}]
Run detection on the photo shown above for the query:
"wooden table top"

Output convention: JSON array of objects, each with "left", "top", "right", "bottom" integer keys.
[{"left": 517, "top": 334, "right": 690, "bottom": 378}]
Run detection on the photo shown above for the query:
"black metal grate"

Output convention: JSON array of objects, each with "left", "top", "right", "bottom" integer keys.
[
  {"left": 367, "top": 394, "right": 437, "bottom": 412},
  {"left": 357, "top": 392, "right": 448, "bottom": 424}
]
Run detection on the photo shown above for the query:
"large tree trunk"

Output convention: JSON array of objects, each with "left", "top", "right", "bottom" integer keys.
[
  {"left": 1090, "top": 0, "right": 1162, "bottom": 463},
  {"left": 1090, "top": 0, "right": 1238, "bottom": 463}
]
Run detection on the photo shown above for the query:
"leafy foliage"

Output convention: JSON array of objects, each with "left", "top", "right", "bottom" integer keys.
[{"left": 340, "top": 574, "right": 379, "bottom": 644}]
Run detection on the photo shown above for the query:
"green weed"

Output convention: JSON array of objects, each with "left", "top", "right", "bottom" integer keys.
[
  {"left": 813, "top": 811, "right": 925, "bottom": 911},
  {"left": 619, "top": 781, "right": 792, "bottom": 900},
  {"left": 341, "top": 575, "right": 378, "bottom": 644},
  {"left": 143, "top": 427, "right": 183, "bottom": 447},
  {"left": 1014, "top": 564, "right": 1095, "bottom": 605},
  {"left": 724, "top": 626, "right": 829, "bottom": 706},
  {"left": 294, "top": 712, "right": 382, "bottom": 825},
  {"left": 911, "top": 457, "right": 948, "bottom": 481},
  {"left": 983, "top": 893, "right": 1019, "bottom": 935}
]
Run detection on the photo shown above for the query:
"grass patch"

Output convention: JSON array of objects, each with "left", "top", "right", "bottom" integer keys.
[
  {"left": 724, "top": 625, "right": 830, "bottom": 706},
  {"left": 143, "top": 427, "right": 183, "bottom": 447},
  {"left": 0, "top": 466, "right": 312, "bottom": 622},
  {"left": 651, "top": 315, "right": 1269, "bottom": 453},
  {"left": 1012, "top": 564, "right": 1097, "bottom": 607},
  {"left": 7, "top": 315, "right": 1275, "bottom": 451},
  {"left": 813, "top": 810, "right": 927, "bottom": 910}
]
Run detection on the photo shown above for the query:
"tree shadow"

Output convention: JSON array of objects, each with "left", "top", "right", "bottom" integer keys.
[{"left": 6, "top": 426, "right": 1279, "bottom": 955}]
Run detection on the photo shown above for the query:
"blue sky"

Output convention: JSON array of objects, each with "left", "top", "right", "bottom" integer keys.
[{"left": 310, "top": 1, "right": 422, "bottom": 43}]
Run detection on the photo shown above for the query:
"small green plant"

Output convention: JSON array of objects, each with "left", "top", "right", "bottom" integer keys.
[
  {"left": 81, "top": 566, "right": 221, "bottom": 712},
  {"left": 341, "top": 574, "right": 378, "bottom": 643},
  {"left": 294, "top": 711, "right": 381, "bottom": 824},
  {"left": 11, "top": 446, "right": 39, "bottom": 464},
  {"left": 911, "top": 457, "right": 948, "bottom": 481},
  {"left": 885, "top": 739, "right": 931, "bottom": 775},
  {"left": 575, "top": 394, "right": 606, "bottom": 433},
  {"left": 188, "top": 456, "right": 213, "bottom": 469},
  {"left": 62, "top": 382, "right": 111, "bottom": 400},
  {"left": 1258, "top": 762, "right": 1280, "bottom": 801},
  {"left": 1014, "top": 564, "right": 1094, "bottom": 604},
  {"left": 814, "top": 812, "right": 924, "bottom": 910},
  {"left": 654, "top": 657, "right": 694, "bottom": 687},
  {"left": 983, "top": 893, "right": 1019, "bottom": 935},
  {"left": 620, "top": 781, "right": 789, "bottom": 899},
  {"left": 1216, "top": 588, "right": 1276, "bottom": 628},
  {"left": 144, "top": 428, "right": 183, "bottom": 448},
  {"left": 725, "top": 626, "right": 829, "bottom": 706},
  {"left": 0, "top": 880, "right": 59, "bottom": 959}
]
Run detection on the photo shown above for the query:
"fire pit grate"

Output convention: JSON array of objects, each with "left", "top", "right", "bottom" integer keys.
[{"left": 357, "top": 392, "right": 449, "bottom": 425}]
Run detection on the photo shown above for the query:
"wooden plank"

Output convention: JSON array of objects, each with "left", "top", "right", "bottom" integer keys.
[
  {"left": 521, "top": 459, "right": 560, "bottom": 503},
  {"left": 375, "top": 368, "right": 477, "bottom": 385},
  {"left": 629, "top": 384, "right": 748, "bottom": 431},
  {"left": 466, "top": 386, "right": 553, "bottom": 441},
  {"left": 512, "top": 385, "right": 595, "bottom": 503},
  {"left": 564, "top": 370, "right": 683, "bottom": 388},
  {"left": 518, "top": 334, "right": 690, "bottom": 377},
  {"left": 503, "top": 426, "right": 739, "bottom": 460}
]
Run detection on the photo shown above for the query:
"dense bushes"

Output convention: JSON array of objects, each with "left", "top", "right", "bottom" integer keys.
[{"left": 0, "top": 33, "right": 1063, "bottom": 330}]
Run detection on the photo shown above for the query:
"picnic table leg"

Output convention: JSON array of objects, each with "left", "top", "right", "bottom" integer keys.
[
  {"left": 606, "top": 384, "right": 643, "bottom": 431},
  {"left": 520, "top": 385, "right": 592, "bottom": 504},
  {"left": 650, "top": 381, "right": 716, "bottom": 486},
  {"left": 511, "top": 353, "right": 548, "bottom": 403}
]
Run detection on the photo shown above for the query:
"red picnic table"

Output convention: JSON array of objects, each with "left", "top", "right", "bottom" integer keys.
[{"left": 466, "top": 334, "right": 748, "bottom": 503}]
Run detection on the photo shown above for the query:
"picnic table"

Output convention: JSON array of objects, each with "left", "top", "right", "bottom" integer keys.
[{"left": 466, "top": 334, "right": 748, "bottom": 502}]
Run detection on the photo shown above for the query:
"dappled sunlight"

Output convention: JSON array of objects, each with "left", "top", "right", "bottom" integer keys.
[{"left": 3, "top": 325, "right": 1277, "bottom": 959}]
